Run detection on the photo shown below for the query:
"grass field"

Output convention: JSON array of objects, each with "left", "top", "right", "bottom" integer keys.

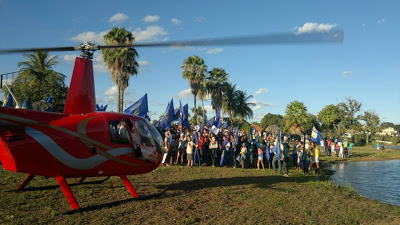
[{"left": 1, "top": 146, "right": 400, "bottom": 224}]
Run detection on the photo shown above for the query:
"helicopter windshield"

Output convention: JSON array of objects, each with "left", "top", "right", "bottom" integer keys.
[{"left": 144, "top": 120, "right": 163, "bottom": 154}]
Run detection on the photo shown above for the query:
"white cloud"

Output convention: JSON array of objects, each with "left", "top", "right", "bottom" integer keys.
[
  {"left": 251, "top": 99, "right": 271, "bottom": 111},
  {"left": 362, "top": 24, "right": 366, "bottom": 27},
  {"left": 171, "top": 18, "right": 182, "bottom": 25},
  {"left": 93, "top": 64, "right": 108, "bottom": 73},
  {"left": 138, "top": 60, "right": 150, "bottom": 66},
  {"left": 69, "top": 31, "right": 108, "bottom": 44},
  {"left": 109, "top": 13, "right": 129, "bottom": 23},
  {"left": 142, "top": 15, "right": 160, "bottom": 23},
  {"left": 132, "top": 26, "right": 167, "bottom": 42},
  {"left": 204, "top": 105, "right": 214, "bottom": 113},
  {"left": 255, "top": 88, "right": 269, "bottom": 96},
  {"left": 254, "top": 113, "right": 264, "bottom": 121},
  {"left": 178, "top": 88, "right": 192, "bottom": 99},
  {"left": 343, "top": 71, "right": 353, "bottom": 76},
  {"left": 195, "top": 16, "right": 206, "bottom": 23},
  {"left": 295, "top": 23, "right": 336, "bottom": 34},
  {"left": 377, "top": 19, "right": 385, "bottom": 24},
  {"left": 63, "top": 54, "right": 79, "bottom": 62},
  {"left": 206, "top": 48, "right": 224, "bottom": 54},
  {"left": 104, "top": 86, "right": 118, "bottom": 96}
]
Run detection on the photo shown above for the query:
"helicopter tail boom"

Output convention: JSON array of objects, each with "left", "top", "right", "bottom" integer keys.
[{"left": 63, "top": 57, "right": 96, "bottom": 114}]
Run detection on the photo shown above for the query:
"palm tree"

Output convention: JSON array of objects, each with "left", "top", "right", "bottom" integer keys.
[
  {"left": 13, "top": 51, "right": 67, "bottom": 111},
  {"left": 102, "top": 27, "right": 139, "bottom": 113},
  {"left": 181, "top": 55, "right": 207, "bottom": 125},
  {"left": 206, "top": 68, "right": 228, "bottom": 114},
  {"left": 222, "top": 82, "right": 238, "bottom": 123},
  {"left": 197, "top": 80, "right": 208, "bottom": 122},
  {"left": 233, "top": 90, "right": 255, "bottom": 122}
]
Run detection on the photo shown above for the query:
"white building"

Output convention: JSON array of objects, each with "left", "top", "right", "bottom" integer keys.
[{"left": 378, "top": 127, "right": 396, "bottom": 136}]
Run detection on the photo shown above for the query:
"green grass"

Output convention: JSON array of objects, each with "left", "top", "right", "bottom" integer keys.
[
  {"left": 321, "top": 145, "right": 400, "bottom": 163},
  {"left": 1, "top": 161, "right": 400, "bottom": 224}
]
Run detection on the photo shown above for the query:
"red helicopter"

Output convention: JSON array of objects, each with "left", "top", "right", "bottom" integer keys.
[{"left": 0, "top": 31, "right": 343, "bottom": 210}]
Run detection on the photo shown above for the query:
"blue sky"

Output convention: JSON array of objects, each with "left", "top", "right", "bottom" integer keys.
[{"left": 0, "top": 0, "right": 399, "bottom": 123}]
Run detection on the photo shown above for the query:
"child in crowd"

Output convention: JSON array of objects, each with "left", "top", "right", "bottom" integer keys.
[
  {"left": 257, "top": 143, "right": 265, "bottom": 170},
  {"left": 240, "top": 143, "right": 247, "bottom": 169},
  {"left": 186, "top": 136, "right": 198, "bottom": 168}
]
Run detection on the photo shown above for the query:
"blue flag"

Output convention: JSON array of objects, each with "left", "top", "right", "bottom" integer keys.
[
  {"left": 45, "top": 95, "right": 52, "bottom": 104},
  {"left": 194, "top": 131, "right": 200, "bottom": 164},
  {"left": 310, "top": 125, "right": 322, "bottom": 144},
  {"left": 250, "top": 127, "right": 256, "bottom": 142},
  {"left": 207, "top": 116, "right": 215, "bottom": 127},
  {"left": 96, "top": 104, "right": 108, "bottom": 111},
  {"left": 220, "top": 138, "right": 228, "bottom": 166},
  {"left": 174, "top": 108, "right": 180, "bottom": 121},
  {"left": 272, "top": 125, "right": 282, "bottom": 159},
  {"left": 177, "top": 100, "right": 184, "bottom": 125},
  {"left": 232, "top": 124, "right": 240, "bottom": 157},
  {"left": 44, "top": 95, "right": 52, "bottom": 112},
  {"left": 3, "top": 90, "right": 13, "bottom": 107},
  {"left": 213, "top": 105, "right": 221, "bottom": 127},
  {"left": 159, "top": 99, "right": 174, "bottom": 129},
  {"left": 182, "top": 104, "right": 190, "bottom": 129},
  {"left": 265, "top": 143, "right": 270, "bottom": 162},
  {"left": 223, "top": 120, "right": 228, "bottom": 129},
  {"left": 21, "top": 98, "right": 32, "bottom": 109},
  {"left": 124, "top": 93, "right": 149, "bottom": 120}
]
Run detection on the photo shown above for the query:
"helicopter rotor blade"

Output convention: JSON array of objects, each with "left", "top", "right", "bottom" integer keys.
[
  {"left": 0, "top": 30, "right": 343, "bottom": 54},
  {"left": 0, "top": 46, "right": 76, "bottom": 54}
]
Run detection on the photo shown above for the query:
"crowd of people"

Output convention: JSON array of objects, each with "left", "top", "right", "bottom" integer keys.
[{"left": 161, "top": 124, "right": 354, "bottom": 177}]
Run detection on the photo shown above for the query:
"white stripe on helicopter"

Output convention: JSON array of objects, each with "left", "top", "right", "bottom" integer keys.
[{"left": 25, "top": 127, "right": 152, "bottom": 170}]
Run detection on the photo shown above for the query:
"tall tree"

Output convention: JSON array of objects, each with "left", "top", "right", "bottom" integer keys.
[
  {"left": 102, "top": 27, "right": 139, "bottom": 113},
  {"left": 260, "top": 113, "right": 283, "bottom": 129},
  {"left": 222, "top": 82, "right": 238, "bottom": 123},
  {"left": 318, "top": 104, "right": 345, "bottom": 137},
  {"left": 360, "top": 110, "right": 380, "bottom": 145},
  {"left": 190, "top": 106, "right": 204, "bottom": 125},
  {"left": 284, "top": 100, "right": 312, "bottom": 135},
  {"left": 11, "top": 51, "right": 68, "bottom": 112},
  {"left": 197, "top": 80, "right": 207, "bottom": 122},
  {"left": 233, "top": 90, "right": 254, "bottom": 122},
  {"left": 181, "top": 55, "right": 207, "bottom": 125},
  {"left": 206, "top": 68, "right": 229, "bottom": 114},
  {"left": 338, "top": 97, "right": 362, "bottom": 127}
]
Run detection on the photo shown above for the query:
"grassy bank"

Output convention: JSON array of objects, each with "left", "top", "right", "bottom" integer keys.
[
  {"left": 1, "top": 160, "right": 400, "bottom": 224},
  {"left": 322, "top": 145, "right": 400, "bottom": 163}
]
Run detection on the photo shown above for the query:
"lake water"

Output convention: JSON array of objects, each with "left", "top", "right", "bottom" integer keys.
[{"left": 330, "top": 160, "right": 400, "bottom": 206}]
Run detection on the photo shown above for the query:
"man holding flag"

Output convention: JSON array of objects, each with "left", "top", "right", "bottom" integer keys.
[{"left": 271, "top": 126, "right": 282, "bottom": 173}]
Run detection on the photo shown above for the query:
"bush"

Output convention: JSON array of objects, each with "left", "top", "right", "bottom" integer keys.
[
  {"left": 391, "top": 136, "right": 400, "bottom": 145},
  {"left": 354, "top": 134, "right": 366, "bottom": 146}
]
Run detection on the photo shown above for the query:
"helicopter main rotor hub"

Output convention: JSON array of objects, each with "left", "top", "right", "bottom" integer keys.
[{"left": 74, "top": 42, "right": 99, "bottom": 59}]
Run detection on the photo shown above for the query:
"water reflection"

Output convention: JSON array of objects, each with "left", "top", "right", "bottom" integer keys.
[{"left": 330, "top": 160, "right": 400, "bottom": 206}]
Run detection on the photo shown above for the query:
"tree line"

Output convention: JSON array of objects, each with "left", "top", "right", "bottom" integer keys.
[{"left": 257, "top": 98, "right": 390, "bottom": 145}]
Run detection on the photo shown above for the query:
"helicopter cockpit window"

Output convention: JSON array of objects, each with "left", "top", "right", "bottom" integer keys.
[
  {"left": 145, "top": 120, "right": 163, "bottom": 154},
  {"left": 109, "top": 121, "right": 131, "bottom": 145},
  {"left": 133, "top": 120, "right": 154, "bottom": 147}
]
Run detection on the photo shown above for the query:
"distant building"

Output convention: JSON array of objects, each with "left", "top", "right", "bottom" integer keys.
[{"left": 378, "top": 127, "right": 396, "bottom": 136}]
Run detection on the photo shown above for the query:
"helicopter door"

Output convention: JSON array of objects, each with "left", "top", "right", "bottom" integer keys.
[
  {"left": 125, "top": 119, "right": 142, "bottom": 158},
  {"left": 131, "top": 119, "right": 158, "bottom": 163}
]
